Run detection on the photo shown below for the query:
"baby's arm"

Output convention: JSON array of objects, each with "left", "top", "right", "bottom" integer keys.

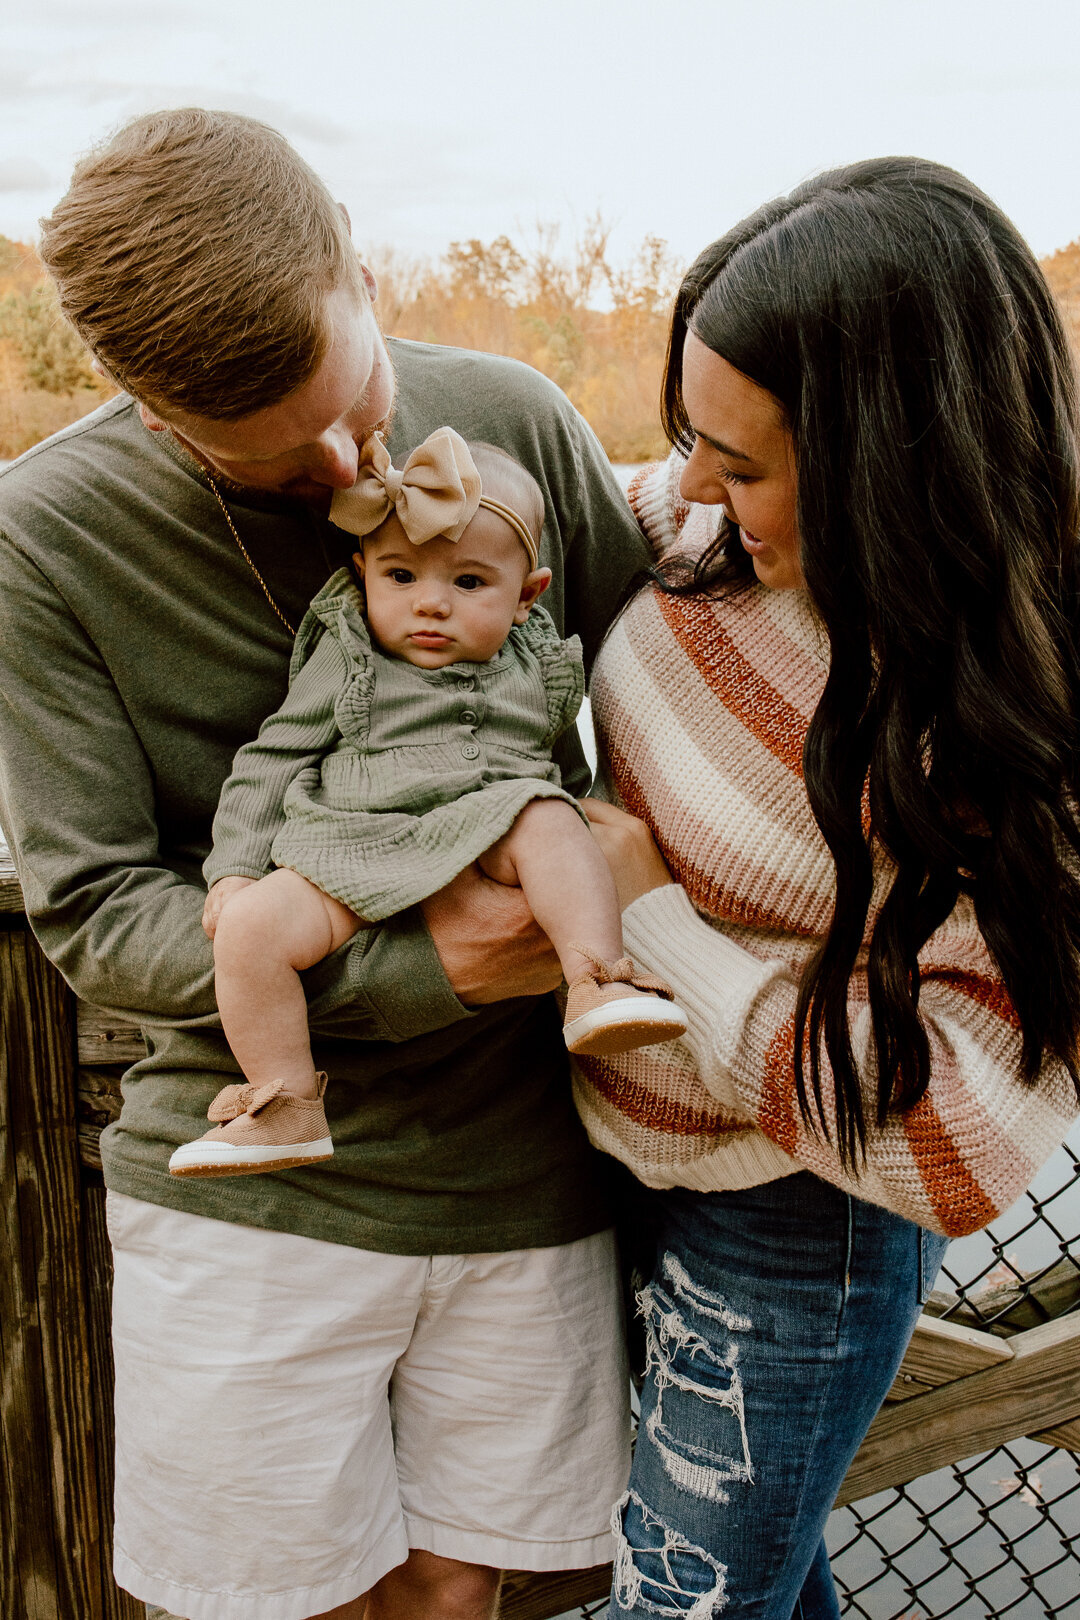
[{"left": 204, "top": 629, "right": 348, "bottom": 892}]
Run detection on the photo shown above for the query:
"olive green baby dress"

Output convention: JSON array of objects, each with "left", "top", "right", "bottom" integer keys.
[{"left": 205, "top": 566, "right": 585, "bottom": 920}]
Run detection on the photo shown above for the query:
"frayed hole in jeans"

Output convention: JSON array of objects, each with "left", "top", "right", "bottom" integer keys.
[
  {"left": 612, "top": 1489, "right": 728, "bottom": 1617},
  {"left": 636, "top": 1252, "right": 754, "bottom": 1504}
]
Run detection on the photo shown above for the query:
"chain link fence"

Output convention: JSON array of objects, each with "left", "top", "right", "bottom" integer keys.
[{"left": 555, "top": 1127, "right": 1080, "bottom": 1620}]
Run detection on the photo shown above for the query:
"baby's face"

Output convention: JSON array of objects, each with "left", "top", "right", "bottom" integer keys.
[{"left": 360, "top": 508, "right": 549, "bottom": 667}]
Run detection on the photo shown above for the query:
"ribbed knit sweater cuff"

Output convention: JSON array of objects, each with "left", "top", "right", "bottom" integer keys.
[{"left": 622, "top": 882, "right": 780, "bottom": 1110}]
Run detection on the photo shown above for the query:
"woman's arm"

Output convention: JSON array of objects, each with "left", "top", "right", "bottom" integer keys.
[{"left": 585, "top": 800, "right": 1079, "bottom": 1238}]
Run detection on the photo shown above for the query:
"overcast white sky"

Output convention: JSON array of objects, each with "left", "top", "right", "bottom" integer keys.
[{"left": 5, "top": 0, "right": 1080, "bottom": 271}]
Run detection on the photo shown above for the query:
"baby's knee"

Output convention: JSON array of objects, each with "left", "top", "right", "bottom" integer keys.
[
  {"left": 481, "top": 798, "right": 585, "bottom": 884},
  {"left": 211, "top": 876, "right": 284, "bottom": 961}
]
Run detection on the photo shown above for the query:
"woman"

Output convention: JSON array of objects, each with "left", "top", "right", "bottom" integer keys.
[{"left": 579, "top": 158, "right": 1080, "bottom": 1618}]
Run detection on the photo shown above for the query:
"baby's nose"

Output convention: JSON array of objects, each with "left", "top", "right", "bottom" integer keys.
[{"left": 415, "top": 586, "right": 451, "bottom": 616}]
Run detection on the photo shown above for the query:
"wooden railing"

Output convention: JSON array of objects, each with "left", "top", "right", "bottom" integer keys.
[{"left": 2, "top": 850, "right": 1078, "bottom": 1620}]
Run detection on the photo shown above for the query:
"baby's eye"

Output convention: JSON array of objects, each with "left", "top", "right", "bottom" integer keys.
[
  {"left": 388, "top": 568, "right": 415, "bottom": 584},
  {"left": 455, "top": 574, "right": 485, "bottom": 591}
]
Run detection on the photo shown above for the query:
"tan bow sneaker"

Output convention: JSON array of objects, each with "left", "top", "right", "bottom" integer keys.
[
  {"left": 562, "top": 948, "right": 688, "bottom": 1057},
  {"left": 168, "top": 1074, "right": 333, "bottom": 1178}
]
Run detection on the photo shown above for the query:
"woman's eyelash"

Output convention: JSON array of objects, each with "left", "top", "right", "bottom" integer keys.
[{"left": 719, "top": 465, "right": 751, "bottom": 486}]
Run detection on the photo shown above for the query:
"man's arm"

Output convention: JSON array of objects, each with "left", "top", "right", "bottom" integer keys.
[{"left": 0, "top": 536, "right": 218, "bottom": 1022}]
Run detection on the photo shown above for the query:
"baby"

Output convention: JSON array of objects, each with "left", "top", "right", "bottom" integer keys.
[{"left": 169, "top": 427, "right": 685, "bottom": 1177}]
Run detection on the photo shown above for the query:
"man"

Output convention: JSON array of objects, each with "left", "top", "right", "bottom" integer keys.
[{"left": 0, "top": 109, "right": 650, "bottom": 1620}]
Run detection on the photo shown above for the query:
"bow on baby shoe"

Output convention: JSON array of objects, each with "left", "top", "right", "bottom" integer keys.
[
  {"left": 331, "top": 426, "right": 482, "bottom": 546},
  {"left": 205, "top": 1078, "right": 287, "bottom": 1123}
]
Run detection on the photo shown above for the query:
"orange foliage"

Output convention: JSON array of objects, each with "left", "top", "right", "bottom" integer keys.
[
  {"left": 6, "top": 226, "right": 1080, "bottom": 467},
  {"left": 0, "top": 235, "right": 115, "bottom": 458},
  {"left": 370, "top": 219, "right": 682, "bottom": 462},
  {"left": 1040, "top": 239, "right": 1080, "bottom": 355}
]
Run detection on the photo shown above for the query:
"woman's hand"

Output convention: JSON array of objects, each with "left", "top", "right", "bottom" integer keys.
[
  {"left": 202, "top": 876, "right": 256, "bottom": 939},
  {"left": 581, "top": 798, "right": 673, "bottom": 909}
]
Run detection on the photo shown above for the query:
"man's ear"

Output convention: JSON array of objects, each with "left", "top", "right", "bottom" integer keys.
[
  {"left": 138, "top": 401, "right": 168, "bottom": 433},
  {"left": 513, "top": 566, "right": 552, "bottom": 623}
]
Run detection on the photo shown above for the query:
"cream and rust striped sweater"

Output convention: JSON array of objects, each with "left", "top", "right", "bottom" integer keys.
[{"left": 574, "top": 452, "right": 1078, "bottom": 1237}]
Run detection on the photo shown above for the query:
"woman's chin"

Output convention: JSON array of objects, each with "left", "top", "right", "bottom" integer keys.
[{"left": 750, "top": 552, "right": 804, "bottom": 591}]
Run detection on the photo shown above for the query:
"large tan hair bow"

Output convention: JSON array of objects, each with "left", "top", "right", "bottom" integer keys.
[{"left": 331, "top": 426, "right": 482, "bottom": 545}]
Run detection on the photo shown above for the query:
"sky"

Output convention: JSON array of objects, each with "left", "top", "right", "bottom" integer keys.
[{"left": 5, "top": 0, "right": 1080, "bottom": 273}]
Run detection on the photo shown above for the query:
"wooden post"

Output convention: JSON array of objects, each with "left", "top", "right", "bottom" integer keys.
[{"left": 0, "top": 899, "right": 108, "bottom": 1619}]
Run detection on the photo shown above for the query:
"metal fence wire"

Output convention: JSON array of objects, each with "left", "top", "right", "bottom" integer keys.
[{"left": 557, "top": 1130, "right": 1080, "bottom": 1620}]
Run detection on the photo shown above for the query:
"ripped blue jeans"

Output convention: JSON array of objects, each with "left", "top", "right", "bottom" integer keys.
[{"left": 609, "top": 1172, "right": 948, "bottom": 1620}]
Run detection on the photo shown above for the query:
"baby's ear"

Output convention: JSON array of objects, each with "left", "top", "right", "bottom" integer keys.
[
  {"left": 352, "top": 549, "right": 365, "bottom": 577},
  {"left": 513, "top": 566, "right": 552, "bottom": 623}
]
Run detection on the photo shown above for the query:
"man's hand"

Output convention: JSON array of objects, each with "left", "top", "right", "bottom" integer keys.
[
  {"left": 420, "top": 865, "right": 562, "bottom": 1006},
  {"left": 202, "top": 875, "right": 257, "bottom": 939},
  {"left": 580, "top": 798, "right": 674, "bottom": 909}
]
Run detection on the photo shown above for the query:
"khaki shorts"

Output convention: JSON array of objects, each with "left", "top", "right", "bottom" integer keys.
[{"left": 107, "top": 1192, "right": 630, "bottom": 1620}]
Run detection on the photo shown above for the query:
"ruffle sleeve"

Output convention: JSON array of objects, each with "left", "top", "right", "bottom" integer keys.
[
  {"left": 291, "top": 566, "right": 378, "bottom": 748},
  {"left": 513, "top": 603, "right": 584, "bottom": 746}
]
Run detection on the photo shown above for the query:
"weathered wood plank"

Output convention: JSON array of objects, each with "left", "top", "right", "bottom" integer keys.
[
  {"left": 1030, "top": 1414, "right": 1080, "bottom": 1450},
  {"left": 924, "top": 1257, "right": 1080, "bottom": 1335},
  {"left": 0, "top": 923, "right": 106, "bottom": 1618},
  {"left": 498, "top": 1563, "right": 612, "bottom": 1620},
  {"left": 0, "top": 850, "right": 22, "bottom": 914},
  {"left": 838, "top": 1309, "right": 1080, "bottom": 1505},
  {"left": 75, "top": 1065, "right": 126, "bottom": 1170},
  {"left": 886, "top": 1313, "right": 1013, "bottom": 1402},
  {"left": 77, "top": 1004, "right": 146, "bottom": 1067},
  {"left": 78, "top": 1122, "right": 104, "bottom": 1172}
]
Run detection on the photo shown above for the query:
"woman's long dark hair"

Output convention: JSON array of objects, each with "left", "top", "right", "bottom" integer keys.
[{"left": 662, "top": 157, "right": 1080, "bottom": 1163}]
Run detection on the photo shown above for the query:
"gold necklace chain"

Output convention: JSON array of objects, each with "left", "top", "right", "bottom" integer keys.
[{"left": 203, "top": 467, "right": 297, "bottom": 637}]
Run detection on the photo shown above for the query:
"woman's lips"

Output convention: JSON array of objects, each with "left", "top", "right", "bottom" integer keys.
[{"left": 739, "top": 528, "right": 768, "bottom": 555}]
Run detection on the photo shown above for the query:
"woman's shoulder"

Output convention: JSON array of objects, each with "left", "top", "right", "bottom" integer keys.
[{"left": 610, "top": 555, "right": 828, "bottom": 709}]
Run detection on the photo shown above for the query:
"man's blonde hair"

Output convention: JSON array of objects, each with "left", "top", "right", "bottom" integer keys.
[{"left": 38, "top": 108, "right": 366, "bottom": 419}]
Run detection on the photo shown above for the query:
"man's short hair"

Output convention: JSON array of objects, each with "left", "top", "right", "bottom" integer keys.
[{"left": 38, "top": 108, "right": 366, "bottom": 420}]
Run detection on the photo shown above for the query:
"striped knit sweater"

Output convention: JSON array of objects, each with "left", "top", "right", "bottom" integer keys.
[{"left": 573, "top": 452, "right": 1079, "bottom": 1238}]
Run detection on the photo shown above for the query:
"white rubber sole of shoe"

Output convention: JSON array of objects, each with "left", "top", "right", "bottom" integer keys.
[
  {"left": 168, "top": 1137, "right": 334, "bottom": 1178},
  {"left": 564, "top": 997, "right": 688, "bottom": 1057}
]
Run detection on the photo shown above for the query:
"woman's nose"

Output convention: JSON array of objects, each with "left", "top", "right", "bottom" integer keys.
[{"left": 679, "top": 439, "right": 726, "bottom": 507}]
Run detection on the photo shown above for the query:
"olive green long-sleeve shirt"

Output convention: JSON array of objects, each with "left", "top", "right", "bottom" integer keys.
[{"left": 0, "top": 338, "right": 650, "bottom": 1253}]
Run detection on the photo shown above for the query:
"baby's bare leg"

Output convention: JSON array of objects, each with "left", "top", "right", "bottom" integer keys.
[
  {"left": 212, "top": 869, "right": 362, "bottom": 1098},
  {"left": 478, "top": 799, "right": 624, "bottom": 984}
]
